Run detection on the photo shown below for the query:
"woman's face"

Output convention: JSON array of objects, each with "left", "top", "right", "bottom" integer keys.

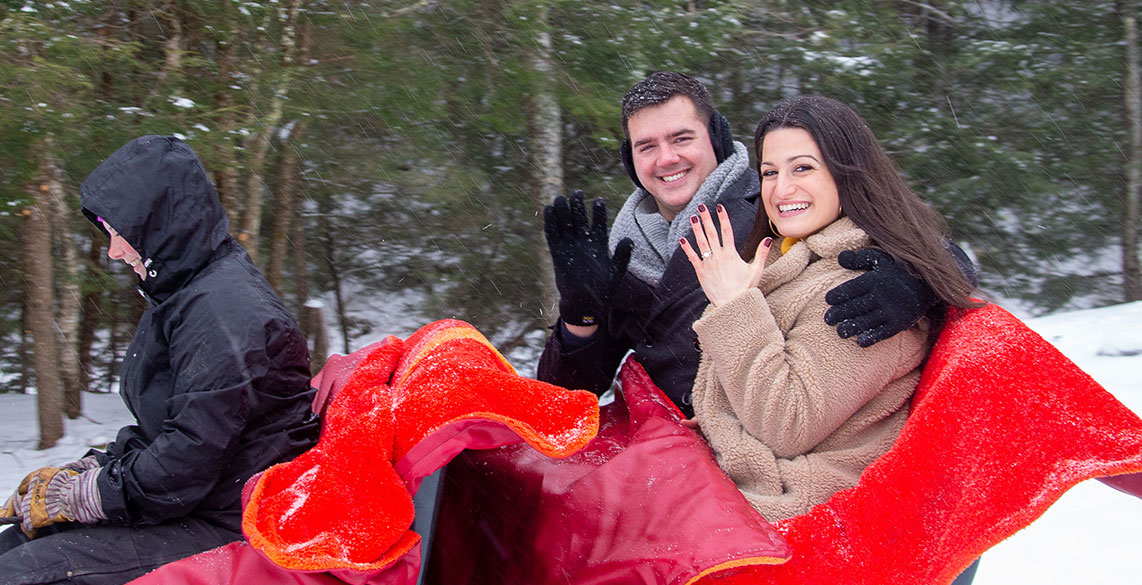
[
  {"left": 759, "top": 127, "right": 842, "bottom": 240},
  {"left": 101, "top": 220, "right": 148, "bottom": 280}
]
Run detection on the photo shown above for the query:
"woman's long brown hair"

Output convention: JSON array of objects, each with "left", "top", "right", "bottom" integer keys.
[{"left": 743, "top": 95, "right": 978, "bottom": 309}]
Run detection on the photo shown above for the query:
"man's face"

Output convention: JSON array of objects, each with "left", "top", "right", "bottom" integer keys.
[{"left": 627, "top": 95, "right": 719, "bottom": 222}]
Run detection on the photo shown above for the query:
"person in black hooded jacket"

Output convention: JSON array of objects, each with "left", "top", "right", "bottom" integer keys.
[{"left": 0, "top": 135, "right": 320, "bottom": 585}]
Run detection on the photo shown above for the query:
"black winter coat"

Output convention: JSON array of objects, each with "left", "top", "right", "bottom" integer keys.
[
  {"left": 537, "top": 170, "right": 760, "bottom": 418},
  {"left": 79, "top": 136, "right": 319, "bottom": 532}
]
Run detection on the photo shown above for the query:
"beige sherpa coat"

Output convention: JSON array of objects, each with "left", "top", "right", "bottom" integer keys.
[{"left": 691, "top": 217, "right": 930, "bottom": 521}]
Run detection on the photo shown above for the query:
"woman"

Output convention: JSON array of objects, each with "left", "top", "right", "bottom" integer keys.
[{"left": 680, "top": 95, "right": 978, "bottom": 522}]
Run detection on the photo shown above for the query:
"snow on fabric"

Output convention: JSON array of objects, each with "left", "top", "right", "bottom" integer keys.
[
  {"left": 123, "top": 304, "right": 1142, "bottom": 584},
  {"left": 702, "top": 303, "right": 1142, "bottom": 585},
  {"left": 126, "top": 318, "right": 601, "bottom": 583},
  {"left": 430, "top": 303, "right": 1142, "bottom": 585}
]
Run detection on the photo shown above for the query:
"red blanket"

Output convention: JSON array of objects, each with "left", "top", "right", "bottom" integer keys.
[
  {"left": 429, "top": 303, "right": 1142, "bottom": 585},
  {"left": 428, "top": 359, "right": 792, "bottom": 584},
  {"left": 129, "top": 305, "right": 1142, "bottom": 585},
  {"left": 699, "top": 303, "right": 1142, "bottom": 584},
  {"left": 127, "top": 319, "right": 604, "bottom": 584}
]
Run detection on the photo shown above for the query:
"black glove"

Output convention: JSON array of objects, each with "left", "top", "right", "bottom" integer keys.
[
  {"left": 824, "top": 248, "right": 935, "bottom": 348},
  {"left": 543, "top": 190, "right": 633, "bottom": 327}
]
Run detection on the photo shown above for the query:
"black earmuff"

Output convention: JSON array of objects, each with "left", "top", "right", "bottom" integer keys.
[
  {"left": 620, "top": 138, "right": 644, "bottom": 191},
  {"left": 620, "top": 110, "right": 736, "bottom": 191},
  {"left": 709, "top": 111, "right": 734, "bottom": 165}
]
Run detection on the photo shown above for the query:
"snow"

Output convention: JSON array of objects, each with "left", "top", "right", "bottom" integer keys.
[
  {"left": 971, "top": 301, "right": 1142, "bottom": 585},
  {"left": 169, "top": 96, "right": 196, "bottom": 109},
  {"left": 1, "top": 302, "right": 1140, "bottom": 583}
]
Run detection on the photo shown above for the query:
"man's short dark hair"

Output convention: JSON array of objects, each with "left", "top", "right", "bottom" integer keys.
[{"left": 620, "top": 71, "right": 716, "bottom": 138}]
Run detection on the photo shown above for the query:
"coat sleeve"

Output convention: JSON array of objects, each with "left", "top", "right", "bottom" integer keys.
[
  {"left": 692, "top": 280, "right": 928, "bottom": 459},
  {"left": 536, "top": 319, "right": 629, "bottom": 395},
  {"left": 97, "top": 293, "right": 274, "bottom": 526}
]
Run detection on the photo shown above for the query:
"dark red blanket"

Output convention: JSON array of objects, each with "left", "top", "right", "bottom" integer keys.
[
  {"left": 429, "top": 303, "right": 1142, "bottom": 585},
  {"left": 127, "top": 305, "right": 1142, "bottom": 585}
]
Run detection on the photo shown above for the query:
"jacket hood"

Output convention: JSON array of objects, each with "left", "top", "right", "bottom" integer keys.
[{"left": 80, "top": 135, "right": 231, "bottom": 301}]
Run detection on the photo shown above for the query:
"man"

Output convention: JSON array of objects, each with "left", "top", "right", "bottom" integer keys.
[
  {"left": 0, "top": 136, "right": 320, "bottom": 584},
  {"left": 538, "top": 72, "right": 946, "bottom": 416}
]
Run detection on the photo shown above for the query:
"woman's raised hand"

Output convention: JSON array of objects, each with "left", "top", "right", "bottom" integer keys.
[{"left": 680, "top": 204, "right": 772, "bottom": 307}]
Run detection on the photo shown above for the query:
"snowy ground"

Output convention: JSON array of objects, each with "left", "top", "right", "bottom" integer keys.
[{"left": 1, "top": 302, "right": 1140, "bottom": 583}]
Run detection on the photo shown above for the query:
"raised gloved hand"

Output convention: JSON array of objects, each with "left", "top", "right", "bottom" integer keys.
[
  {"left": 825, "top": 248, "right": 935, "bottom": 348},
  {"left": 543, "top": 190, "right": 634, "bottom": 327},
  {"left": 18, "top": 466, "right": 106, "bottom": 537}
]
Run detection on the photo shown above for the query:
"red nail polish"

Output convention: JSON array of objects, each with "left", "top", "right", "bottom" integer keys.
[
  {"left": 716, "top": 203, "right": 725, "bottom": 213},
  {"left": 679, "top": 238, "right": 687, "bottom": 245},
  {"left": 690, "top": 215, "right": 699, "bottom": 224},
  {"left": 697, "top": 204, "right": 707, "bottom": 213},
  {"left": 763, "top": 237, "right": 773, "bottom": 247}
]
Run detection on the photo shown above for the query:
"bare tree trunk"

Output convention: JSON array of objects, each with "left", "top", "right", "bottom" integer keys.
[
  {"left": 267, "top": 123, "right": 306, "bottom": 294},
  {"left": 267, "top": 10, "right": 313, "bottom": 291},
  {"left": 525, "top": 5, "right": 562, "bottom": 325},
  {"left": 316, "top": 195, "right": 350, "bottom": 354},
  {"left": 19, "top": 302, "right": 31, "bottom": 394},
  {"left": 161, "top": 0, "right": 182, "bottom": 74},
  {"left": 920, "top": 2, "right": 953, "bottom": 103},
  {"left": 144, "top": 0, "right": 184, "bottom": 104},
  {"left": 239, "top": 103, "right": 281, "bottom": 266},
  {"left": 239, "top": 0, "right": 302, "bottom": 265},
  {"left": 291, "top": 187, "right": 311, "bottom": 333},
  {"left": 105, "top": 291, "right": 121, "bottom": 393},
  {"left": 77, "top": 233, "right": 105, "bottom": 394},
  {"left": 304, "top": 302, "right": 329, "bottom": 376},
  {"left": 43, "top": 139, "right": 83, "bottom": 418},
  {"left": 214, "top": 0, "right": 243, "bottom": 232},
  {"left": 1122, "top": 1, "right": 1142, "bottom": 300},
  {"left": 24, "top": 178, "right": 64, "bottom": 449},
  {"left": 290, "top": 18, "right": 312, "bottom": 325}
]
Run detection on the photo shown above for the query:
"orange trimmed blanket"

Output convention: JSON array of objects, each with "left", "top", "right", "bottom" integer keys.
[{"left": 128, "top": 305, "right": 1142, "bottom": 585}]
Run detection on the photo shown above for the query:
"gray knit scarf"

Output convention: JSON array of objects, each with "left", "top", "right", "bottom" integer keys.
[{"left": 609, "top": 141, "right": 752, "bottom": 286}]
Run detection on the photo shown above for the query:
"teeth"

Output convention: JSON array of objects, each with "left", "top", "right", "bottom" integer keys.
[
  {"left": 778, "top": 202, "right": 809, "bottom": 213},
  {"left": 662, "top": 171, "right": 686, "bottom": 183}
]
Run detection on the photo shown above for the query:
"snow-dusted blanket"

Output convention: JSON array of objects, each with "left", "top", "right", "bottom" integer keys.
[
  {"left": 721, "top": 302, "right": 1142, "bottom": 584},
  {"left": 125, "top": 319, "right": 604, "bottom": 583},
  {"left": 429, "top": 303, "right": 1142, "bottom": 585},
  {"left": 127, "top": 305, "right": 1142, "bottom": 585},
  {"left": 124, "top": 318, "right": 789, "bottom": 584}
]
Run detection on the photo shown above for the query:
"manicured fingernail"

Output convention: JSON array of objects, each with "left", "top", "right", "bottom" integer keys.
[
  {"left": 763, "top": 237, "right": 773, "bottom": 247},
  {"left": 697, "top": 204, "right": 707, "bottom": 213},
  {"left": 679, "top": 238, "right": 687, "bottom": 245},
  {"left": 690, "top": 215, "right": 699, "bottom": 224},
  {"left": 716, "top": 204, "right": 724, "bottom": 213}
]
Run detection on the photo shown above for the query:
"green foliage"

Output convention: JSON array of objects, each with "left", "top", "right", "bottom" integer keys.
[{"left": 0, "top": 0, "right": 1138, "bottom": 381}]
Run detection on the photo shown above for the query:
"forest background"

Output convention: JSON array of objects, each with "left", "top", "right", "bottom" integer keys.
[{"left": 2, "top": 0, "right": 1140, "bottom": 448}]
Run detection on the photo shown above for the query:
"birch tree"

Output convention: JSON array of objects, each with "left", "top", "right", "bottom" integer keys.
[
  {"left": 524, "top": 4, "right": 561, "bottom": 324},
  {"left": 1121, "top": 0, "right": 1142, "bottom": 300},
  {"left": 23, "top": 172, "right": 63, "bottom": 449},
  {"left": 43, "top": 138, "right": 83, "bottom": 418}
]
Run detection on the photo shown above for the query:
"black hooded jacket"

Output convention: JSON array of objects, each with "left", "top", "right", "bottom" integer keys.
[{"left": 79, "top": 135, "right": 318, "bottom": 532}]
